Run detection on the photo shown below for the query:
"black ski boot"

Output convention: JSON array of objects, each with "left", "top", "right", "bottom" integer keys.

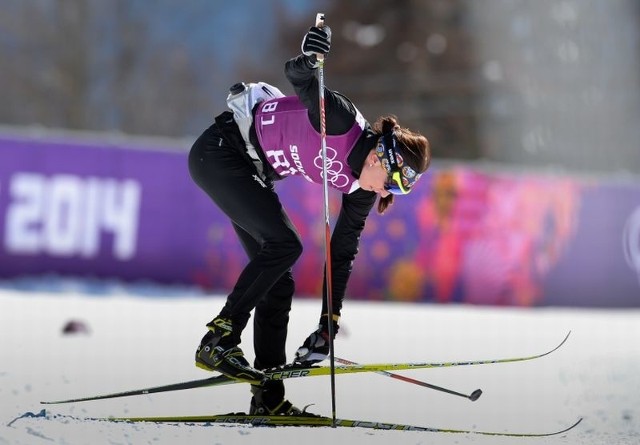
[
  {"left": 249, "top": 380, "right": 313, "bottom": 416},
  {"left": 195, "top": 316, "right": 264, "bottom": 383}
]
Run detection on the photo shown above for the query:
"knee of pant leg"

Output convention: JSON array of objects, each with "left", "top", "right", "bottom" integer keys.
[{"left": 264, "top": 228, "right": 303, "bottom": 266}]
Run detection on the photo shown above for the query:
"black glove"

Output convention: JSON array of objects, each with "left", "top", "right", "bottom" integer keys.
[
  {"left": 301, "top": 26, "right": 332, "bottom": 58},
  {"left": 294, "top": 315, "right": 339, "bottom": 365}
]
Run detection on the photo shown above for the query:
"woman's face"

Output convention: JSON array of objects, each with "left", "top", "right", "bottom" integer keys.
[{"left": 359, "top": 148, "right": 391, "bottom": 197}]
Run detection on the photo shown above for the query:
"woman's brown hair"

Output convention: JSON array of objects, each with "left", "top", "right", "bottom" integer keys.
[{"left": 371, "top": 115, "right": 431, "bottom": 214}]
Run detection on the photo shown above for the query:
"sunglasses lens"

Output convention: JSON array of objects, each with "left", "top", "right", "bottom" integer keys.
[{"left": 384, "top": 172, "right": 410, "bottom": 195}]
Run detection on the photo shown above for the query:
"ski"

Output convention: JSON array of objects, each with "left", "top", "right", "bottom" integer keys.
[
  {"left": 42, "top": 331, "right": 570, "bottom": 405},
  {"left": 103, "top": 412, "right": 583, "bottom": 437}
]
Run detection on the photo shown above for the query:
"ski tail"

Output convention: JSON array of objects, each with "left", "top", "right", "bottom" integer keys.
[{"left": 41, "top": 374, "right": 234, "bottom": 404}]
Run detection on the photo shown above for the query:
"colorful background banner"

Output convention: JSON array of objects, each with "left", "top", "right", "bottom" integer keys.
[{"left": 1, "top": 132, "right": 638, "bottom": 307}]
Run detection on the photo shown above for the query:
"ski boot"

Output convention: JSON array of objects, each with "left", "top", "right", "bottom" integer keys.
[
  {"left": 195, "top": 316, "right": 264, "bottom": 383},
  {"left": 249, "top": 380, "right": 315, "bottom": 416}
]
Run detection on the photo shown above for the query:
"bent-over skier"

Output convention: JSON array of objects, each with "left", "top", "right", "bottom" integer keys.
[{"left": 188, "top": 24, "right": 431, "bottom": 415}]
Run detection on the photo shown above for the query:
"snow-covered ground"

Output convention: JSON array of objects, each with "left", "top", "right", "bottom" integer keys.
[{"left": 1, "top": 287, "right": 639, "bottom": 444}]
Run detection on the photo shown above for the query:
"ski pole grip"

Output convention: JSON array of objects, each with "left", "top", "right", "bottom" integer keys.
[{"left": 315, "top": 13, "right": 325, "bottom": 61}]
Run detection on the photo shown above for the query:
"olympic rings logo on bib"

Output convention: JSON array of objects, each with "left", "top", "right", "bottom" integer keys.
[{"left": 314, "top": 146, "right": 350, "bottom": 189}]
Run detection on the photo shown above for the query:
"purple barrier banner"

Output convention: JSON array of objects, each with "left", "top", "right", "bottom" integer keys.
[
  {"left": 1, "top": 132, "right": 639, "bottom": 307},
  {"left": 0, "top": 134, "right": 205, "bottom": 284}
]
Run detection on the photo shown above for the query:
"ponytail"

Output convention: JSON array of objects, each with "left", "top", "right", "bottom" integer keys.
[
  {"left": 372, "top": 115, "right": 401, "bottom": 135},
  {"left": 377, "top": 194, "right": 394, "bottom": 214}
]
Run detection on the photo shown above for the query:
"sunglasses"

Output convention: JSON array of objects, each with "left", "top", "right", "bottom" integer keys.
[
  {"left": 385, "top": 170, "right": 411, "bottom": 195},
  {"left": 375, "top": 133, "right": 420, "bottom": 195}
]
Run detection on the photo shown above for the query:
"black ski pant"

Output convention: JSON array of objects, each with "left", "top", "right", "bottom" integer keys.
[{"left": 188, "top": 124, "right": 303, "bottom": 370}]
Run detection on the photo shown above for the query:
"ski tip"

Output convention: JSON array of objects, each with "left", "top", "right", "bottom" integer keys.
[
  {"left": 548, "top": 417, "right": 583, "bottom": 436},
  {"left": 557, "top": 331, "right": 572, "bottom": 349}
]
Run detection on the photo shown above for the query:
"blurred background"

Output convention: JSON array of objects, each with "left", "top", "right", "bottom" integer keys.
[{"left": 1, "top": 0, "right": 639, "bottom": 307}]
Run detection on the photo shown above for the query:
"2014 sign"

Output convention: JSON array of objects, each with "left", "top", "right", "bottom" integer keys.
[{"left": 4, "top": 173, "right": 141, "bottom": 260}]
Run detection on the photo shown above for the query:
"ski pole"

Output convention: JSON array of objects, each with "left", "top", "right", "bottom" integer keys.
[
  {"left": 315, "top": 11, "right": 337, "bottom": 428},
  {"left": 335, "top": 357, "right": 482, "bottom": 401}
]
